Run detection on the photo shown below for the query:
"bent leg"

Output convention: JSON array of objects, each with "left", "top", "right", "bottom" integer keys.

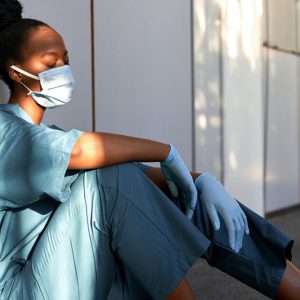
[
  {"left": 165, "top": 278, "right": 196, "bottom": 300},
  {"left": 276, "top": 260, "right": 300, "bottom": 300},
  {"left": 5, "top": 163, "right": 211, "bottom": 300},
  {"left": 190, "top": 196, "right": 294, "bottom": 299},
  {"left": 4, "top": 170, "right": 119, "bottom": 300},
  {"left": 137, "top": 163, "right": 298, "bottom": 298},
  {"left": 106, "top": 163, "right": 210, "bottom": 299}
]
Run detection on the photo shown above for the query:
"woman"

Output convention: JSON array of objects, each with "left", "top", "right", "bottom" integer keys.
[{"left": 0, "top": 1, "right": 299, "bottom": 299}]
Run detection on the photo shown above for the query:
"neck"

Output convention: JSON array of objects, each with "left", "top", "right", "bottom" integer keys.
[{"left": 8, "top": 94, "right": 45, "bottom": 125}]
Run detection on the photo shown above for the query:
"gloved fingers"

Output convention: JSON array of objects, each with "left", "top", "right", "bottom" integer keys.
[
  {"left": 239, "top": 214, "right": 247, "bottom": 236},
  {"left": 185, "top": 208, "right": 194, "bottom": 220},
  {"left": 237, "top": 237, "right": 243, "bottom": 253},
  {"left": 206, "top": 204, "right": 220, "bottom": 231},
  {"left": 224, "top": 218, "right": 236, "bottom": 251},
  {"left": 166, "top": 180, "right": 179, "bottom": 198},
  {"left": 241, "top": 210, "right": 249, "bottom": 234},
  {"left": 186, "top": 187, "right": 197, "bottom": 209},
  {"left": 234, "top": 217, "right": 244, "bottom": 252},
  {"left": 183, "top": 189, "right": 197, "bottom": 220},
  {"left": 237, "top": 214, "right": 245, "bottom": 233}
]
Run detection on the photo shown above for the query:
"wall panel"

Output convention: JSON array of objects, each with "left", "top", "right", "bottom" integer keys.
[
  {"left": 266, "top": 50, "right": 300, "bottom": 212},
  {"left": 94, "top": 0, "right": 193, "bottom": 168}
]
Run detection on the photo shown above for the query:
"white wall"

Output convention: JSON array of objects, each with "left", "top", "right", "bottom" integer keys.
[
  {"left": 265, "top": 50, "right": 300, "bottom": 212},
  {"left": 94, "top": 0, "right": 193, "bottom": 168},
  {"left": 0, "top": 82, "right": 9, "bottom": 104}
]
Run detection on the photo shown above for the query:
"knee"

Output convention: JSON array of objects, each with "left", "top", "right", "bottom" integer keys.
[{"left": 93, "top": 163, "right": 138, "bottom": 190}]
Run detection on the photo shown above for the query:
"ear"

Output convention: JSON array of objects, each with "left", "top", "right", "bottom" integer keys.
[{"left": 8, "top": 68, "right": 23, "bottom": 83}]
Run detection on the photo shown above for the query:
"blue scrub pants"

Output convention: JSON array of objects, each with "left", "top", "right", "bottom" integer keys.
[{"left": 1, "top": 163, "right": 293, "bottom": 300}]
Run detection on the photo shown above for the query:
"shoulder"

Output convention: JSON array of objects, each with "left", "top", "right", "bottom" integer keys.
[
  {"left": 0, "top": 105, "right": 22, "bottom": 133},
  {"left": 0, "top": 104, "right": 25, "bottom": 127},
  {"left": 0, "top": 104, "right": 19, "bottom": 116}
]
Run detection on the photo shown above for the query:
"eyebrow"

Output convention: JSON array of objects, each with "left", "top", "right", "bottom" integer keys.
[{"left": 42, "top": 50, "right": 69, "bottom": 57}]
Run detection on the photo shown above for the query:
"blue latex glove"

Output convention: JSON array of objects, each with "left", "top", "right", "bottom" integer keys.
[
  {"left": 160, "top": 144, "right": 197, "bottom": 220},
  {"left": 195, "top": 172, "right": 249, "bottom": 252}
]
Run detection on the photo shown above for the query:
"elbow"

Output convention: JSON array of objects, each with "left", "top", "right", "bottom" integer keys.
[
  {"left": 68, "top": 142, "right": 83, "bottom": 170},
  {"left": 72, "top": 142, "right": 82, "bottom": 158}
]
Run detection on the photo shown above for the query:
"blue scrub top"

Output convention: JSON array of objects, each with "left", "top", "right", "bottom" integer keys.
[{"left": 0, "top": 104, "right": 83, "bottom": 289}]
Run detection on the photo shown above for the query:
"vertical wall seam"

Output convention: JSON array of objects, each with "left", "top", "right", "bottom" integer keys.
[
  {"left": 263, "top": 0, "right": 270, "bottom": 216},
  {"left": 219, "top": 1, "right": 225, "bottom": 183},
  {"left": 295, "top": 0, "right": 300, "bottom": 205},
  {"left": 90, "top": 0, "right": 96, "bottom": 131},
  {"left": 190, "top": 0, "right": 196, "bottom": 171}
]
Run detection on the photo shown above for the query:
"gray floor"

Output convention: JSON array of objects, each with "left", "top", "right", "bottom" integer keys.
[{"left": 187, "top": 206, "right": 300, "bottom": 299}]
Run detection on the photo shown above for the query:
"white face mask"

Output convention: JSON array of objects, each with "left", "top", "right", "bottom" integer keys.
[{"left": 10, "top": 65, "right": 75, "bottom": 109}]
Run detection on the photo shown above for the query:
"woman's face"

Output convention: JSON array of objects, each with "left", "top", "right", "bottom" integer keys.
[{"left": 12, "top": 26, "right": 69, "bottom": 93}]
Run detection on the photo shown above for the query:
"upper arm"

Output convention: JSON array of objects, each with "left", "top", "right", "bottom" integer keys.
[{"left": 68, "top": 132, "right": 103, "bottom": 170}]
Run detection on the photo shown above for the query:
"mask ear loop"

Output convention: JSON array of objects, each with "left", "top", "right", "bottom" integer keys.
[
  {"left": 19, "top": 81, "right": 34, "bottom": 96},
  {"left": 10, "top": 65, "right": 39, "bottom": 80},
  {"left": 10, "top": 65, "right": 40, "bottom": 96}
]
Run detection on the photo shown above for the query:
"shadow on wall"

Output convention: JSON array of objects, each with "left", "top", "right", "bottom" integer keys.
[
  {"left": 194, "top": 0, "right": 266, "bottom": 214},
  {"left": 194, "top": 0, "right": 263, "bottom": 176},
  {"left": 193, "top": 0, "right": 223, "bottom": 178},
  {"left": 0, "top": 81, "right": 9, "bottom": 104}
]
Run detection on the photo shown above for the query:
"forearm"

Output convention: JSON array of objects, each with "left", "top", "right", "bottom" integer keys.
[{"left": 68, "top": 132, "right": 170, "bottom": 170}]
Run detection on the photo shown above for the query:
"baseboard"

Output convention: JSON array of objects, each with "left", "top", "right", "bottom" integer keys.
[{"left": 266, "top": 204, "right": 300, "bottom": 219}]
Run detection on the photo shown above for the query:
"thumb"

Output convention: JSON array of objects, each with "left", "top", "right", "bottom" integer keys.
[
  {"left": 166, "top": 180, "right": 179, "bottom": 198},
  {"left": 185, "top": 208, "right": 194, "bottom": 220}
]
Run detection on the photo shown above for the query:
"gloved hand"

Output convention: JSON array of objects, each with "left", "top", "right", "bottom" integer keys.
[
  {"left": 160, "top": 144, "right": 197, "bottom": 220},
  {"left": 195, "top": 172, "right": 249, "bottom": 252}
]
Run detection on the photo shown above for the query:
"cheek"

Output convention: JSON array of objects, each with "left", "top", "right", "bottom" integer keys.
[
  {"left": 21, "top": 77, "right": 41, "bottom": 92},
  {"left": 31, "top": 80, "right": 42, "bottom": 92},
  {"left": 20, "top": 52, "right": 49, "bottom": 74}
]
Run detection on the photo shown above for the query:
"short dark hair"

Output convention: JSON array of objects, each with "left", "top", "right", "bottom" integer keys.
[{"left": 0, "top": 0, "right": 48, "bottom": 90}]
